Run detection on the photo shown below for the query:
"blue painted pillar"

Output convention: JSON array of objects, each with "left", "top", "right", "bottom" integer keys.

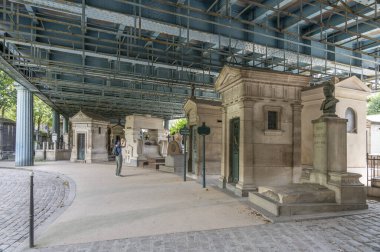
[
  {"left": 52, "top": 110, "right": 60, "bottom": 137},
  {"left": 15, "top": 84, "right": 34, "bottom": 166},
  {"left": 63, "top": 116, "right": 69, "bottom": 134}
]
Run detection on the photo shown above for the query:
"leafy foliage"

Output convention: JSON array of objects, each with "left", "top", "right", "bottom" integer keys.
[
  {"left": 34, "top": 96, "right": 52, "bottom": 132},
  {"left": 169, "top": 118, "right": 187, "bottom": 135},
  {"left": 0, "top": 71, "right": 16, "bottom": 118},
  {"left": 368, "top": 93, "right": 380, "bottom": 115}
]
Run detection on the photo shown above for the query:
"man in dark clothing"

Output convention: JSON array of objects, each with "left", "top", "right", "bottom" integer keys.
[{"left": 114, "top": 141, "right": 122, "bottom": 176}]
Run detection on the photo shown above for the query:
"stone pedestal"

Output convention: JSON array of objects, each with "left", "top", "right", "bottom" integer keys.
[
  {"left": 159, "top": 154, "right": 184, "bottom": 173},
  {"left": 307, "top": 116, "right": 366, "bottom": 205}
]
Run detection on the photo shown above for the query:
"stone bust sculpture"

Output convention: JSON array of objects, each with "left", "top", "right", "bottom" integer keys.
[{"left": 320, "top": 79, "right": 339, "bottom": 116}]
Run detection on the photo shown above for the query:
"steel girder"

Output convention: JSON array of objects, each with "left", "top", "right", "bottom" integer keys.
[{"left": 0, "top": 0, "right": 379, "bottom": 121}]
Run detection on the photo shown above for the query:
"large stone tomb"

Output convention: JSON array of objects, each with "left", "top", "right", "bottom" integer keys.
[
  {"left": 249, "top": 113, "right": 367, "bottom": 220},
  {"left": 124, "top": 115, "right": 167, "bottom": 167},
  {"left": 184, "top": 98, "right": 222, "bottom": 178},
  {"left": 215, "top": 66, "right": 309, "bottom": 196},
  {"left": 70, "top": 110, "right": 110, "bottom": 163},
  {"left": 302, "top": 76, "right": 370, "bottom": 169}
]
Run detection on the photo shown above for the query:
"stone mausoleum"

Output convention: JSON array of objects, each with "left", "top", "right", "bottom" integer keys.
[
  {"left": 124, "top": 115, "right": 167, "bottom": 167},
  {"left": 184, "top": 98, "right": 222, "bottom": 177},
  {"left": 249, "top": 80, "right": 367, "bottom": 220},
  {"left": 215, "top": 66, "right": 310, "bottom": 196},
  {"left": 70, "top": 111, "right": 110, "bottom": 163}
]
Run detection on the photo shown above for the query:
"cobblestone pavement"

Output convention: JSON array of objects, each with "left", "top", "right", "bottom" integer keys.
[
  {"left": 28, "top": 200, "right": 380, "bottom": 252},
  {"left": 0, "top": 168, "right": 73, "bottom": 252}
]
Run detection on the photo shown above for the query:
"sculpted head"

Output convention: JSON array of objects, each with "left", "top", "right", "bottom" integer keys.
[{"left": 323, "top": 81, "right": 335, "bottom": 98}]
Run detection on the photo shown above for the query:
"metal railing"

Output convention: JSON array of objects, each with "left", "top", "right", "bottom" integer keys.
[{"left": 366, "top": 153, "right": 380, "bottom": 187}]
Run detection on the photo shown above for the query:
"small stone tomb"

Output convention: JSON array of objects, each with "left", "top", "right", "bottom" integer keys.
[
  {"left": 70, "top": 110, "right": 109, "bottom": 163},
  {"left": 159, "top": 141, "right": 184, "bottom": 173}
]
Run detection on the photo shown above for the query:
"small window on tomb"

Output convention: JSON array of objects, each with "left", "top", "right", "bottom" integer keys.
[
  {"left": 98, "top": 127, "right": 101, "bottom": 134},
  {"left": 345, "top": 108, "right": 356, "bottom": 133},
  {"left": 264, "top": 105, "right": 282, "bottom": 134},
  {"left": 268, "top": 111, "right": 278, "bottom": 130}
]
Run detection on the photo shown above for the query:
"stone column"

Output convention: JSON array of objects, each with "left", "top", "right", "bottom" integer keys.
[
  {"left": 218, "top": 107, "right": 227, "bottom": 188},
  {"left": 236, "top": 98, "right": 255, "bottom": 196},
  {"left": 15, "top": 85, "right": 34, "bottom": 166},
  {"left": 291, "top": 103, "right": 303, "bottom": 183}
]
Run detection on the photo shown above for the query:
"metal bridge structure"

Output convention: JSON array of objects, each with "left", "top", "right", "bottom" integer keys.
[{"left": 0, "top": 0, "right": 379, "bottom": 120}]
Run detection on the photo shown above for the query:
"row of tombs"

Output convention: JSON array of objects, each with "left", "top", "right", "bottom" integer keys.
[{"left": 66, "top": 66, "right": 376, "bottom": 219}]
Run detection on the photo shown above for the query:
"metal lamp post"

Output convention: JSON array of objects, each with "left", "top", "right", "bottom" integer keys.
[
  {"left": 197, "top": 122, "right": 210, "bottom": 188},
  {"left": 180, "top": 126, "right": 190, "bottom": 181}
]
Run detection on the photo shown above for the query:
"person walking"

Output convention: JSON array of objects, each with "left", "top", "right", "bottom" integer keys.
[{"left": 113, "top": 140, "right": 122, "bottom": 176}]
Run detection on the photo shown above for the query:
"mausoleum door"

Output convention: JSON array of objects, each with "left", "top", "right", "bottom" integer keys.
[
  {"left": 230, "top": 118, "right": 239, "bottom": 184},
  {"left": 191, "top": 126, "right": 198, "bottom": 175},
  {"left": 77, "top": 133, "right": 86, "bottom": 160}
]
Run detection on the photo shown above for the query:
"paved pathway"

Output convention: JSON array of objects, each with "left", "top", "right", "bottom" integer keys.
[
  {"left": 26, "top": 201, "right": 380, "bottom": 252},
  {"left": 1, "top": 162, "right": 379, "bottom": 252},
  {"left": 0, "top": 168, "right": 73, "bottom": 252}
]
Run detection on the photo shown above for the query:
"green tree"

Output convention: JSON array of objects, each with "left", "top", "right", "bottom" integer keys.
[
  {"left": 368, "top": 93, "right": 380, "bottom": 115},
  {"left": 34, "top": 96, "right": 52, "bottom": 133},
  {"left": 0, "top": 71, "right": 16, "bottom": 118},
  {"left": 169, "top": 118, "right": 187, "bottom": 135}
]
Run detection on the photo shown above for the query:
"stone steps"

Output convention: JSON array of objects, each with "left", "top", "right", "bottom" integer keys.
[{"left": 249, "top": 191, "right": 368, "bottom": 220}]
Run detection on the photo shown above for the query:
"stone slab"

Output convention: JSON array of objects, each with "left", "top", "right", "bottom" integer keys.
[
  {"left": 249, "top": 191, "right": 368, "bottom": 219},
  {"left": 158, "top": 165, "right": 175, "bottom": 173},
  {"left": 258, "top": 183, "right": 336, "bottom": 204}
]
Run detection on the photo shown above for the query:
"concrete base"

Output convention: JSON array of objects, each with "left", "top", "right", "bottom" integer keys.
[
  {"left": 165, "top": 154, "right": 184, "bottom": 167},
  {"left": 249, "top": 183, "right": 368, "bottom": 219},
  {"left": 159, "top": 165, "right": 175, "bottom": 173},
  {"left": 372, "top": 177, "right": 380, "bottom": 187},
  {"left": 368, "top": 187, "right": 380, "bottom": 197},
  {"left": 248, "top": 193, "right": 368, "bottom": 223},
  {"left": 159, "top": 164, "right": 184, "bottom": 174}
]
